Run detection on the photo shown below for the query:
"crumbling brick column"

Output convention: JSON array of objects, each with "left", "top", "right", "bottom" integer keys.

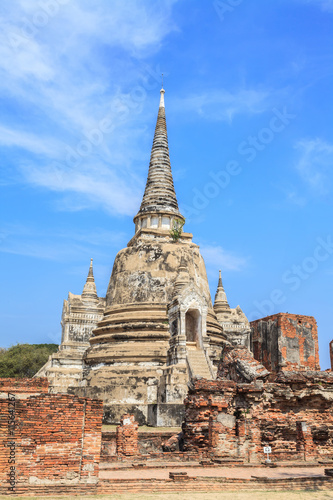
[
  {"left": 236, "top": 417, "right": 251, "bottom": 462},
  {"left": 209, "top": 413, "right": 237, "bottom": 457},
  {"left": 250, "top": 313, "right": 320, "bottom": 372},
  {"left": 296, "top": 421, "right": 316, "bottom": 461},
  {"left": 330, "top": 340, "right": 333, "bottom": 371},
  {"left": 248, "top": 422, "right": 262, "bottom": 463},
  {"left": 116, "top": 414, "right": 139, "bottom": 456}
]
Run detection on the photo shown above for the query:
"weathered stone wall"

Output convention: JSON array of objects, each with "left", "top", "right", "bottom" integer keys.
[
  {"left": 250, "top": 313, "right": 320, "bottom": 372},
  {"left": 183, "top": 372, "right": 333, "bottom": 462},
  {"left": 0, "top": 380, "right": 103, "bottom": 492}
]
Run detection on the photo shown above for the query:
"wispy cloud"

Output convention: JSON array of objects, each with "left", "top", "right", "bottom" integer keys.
[
  {"left": 174, "top": 88, "right": 275, "bottom": 122},
  {"left": 274, "top": 184, "right": 307, "bottom": 208},
  {"left": 0, "top": 1, "right": 179, "bottom": 215},
  {"left": 0, "top": 223, "right": 127, "bottom": 261},
  {"left": 294, "top": 138, "right": 333, "bottom": 195},
  {"left": 0, "top": 125, "right": 61, "bottom": 157},
  {"left": 284, "top": 189, "right": 307, "bottom": 207},
  {"left": 200, "top": 244, "right": 248, "bottom": 272},
  {"left": 298, "top": 0, "right": 333, "bottom": 12},
  {"left": 22, "top": 160, "right": 142, "bottom": 216}
]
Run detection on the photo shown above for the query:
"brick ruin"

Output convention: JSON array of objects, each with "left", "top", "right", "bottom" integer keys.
[
  {"left": 0, "top": 378, "right": 103, "bottom": 493},
  {"left": 250, "top": 313, "right": 320, "bottom": 372},
  {"left": 182, "top": 341, "right": 333, "bottom": 462},
  {"left": 1, "top": 345, "right": 333, "bottom": 495},
  {"left": 330, "top": 339, "right": 333, "bottom": 370},
  {"left": 116, "top": 414, "right": 139, "bottom": 456},
  {"left": 34, "top": 89, "right": 331, "bottom": 438}
]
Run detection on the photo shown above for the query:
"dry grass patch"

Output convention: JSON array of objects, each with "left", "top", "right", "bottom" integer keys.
[{"left": 1, "top": 491, "right": 333, "bottom": 500}]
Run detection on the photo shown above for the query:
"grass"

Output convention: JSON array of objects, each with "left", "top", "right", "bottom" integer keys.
[{"left": 1, "top": 491, "right": 333, "bottom": 500}]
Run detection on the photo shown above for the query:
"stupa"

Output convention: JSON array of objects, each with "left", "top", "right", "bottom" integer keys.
[{"left": 38, "top": 88, "right": 250, "bottom": 425}]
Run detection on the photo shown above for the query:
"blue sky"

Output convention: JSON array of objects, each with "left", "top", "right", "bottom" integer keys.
[{"left": 0, "top": 0, "right": 332, "bottom": 368}]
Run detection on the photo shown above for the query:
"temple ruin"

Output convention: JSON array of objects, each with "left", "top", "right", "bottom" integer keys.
[
  {"left": 1, "top": 88, "right": 332, "bottom": 496},
  {"left": 37, "top": 88, "right": 331, "bottom": 432}
]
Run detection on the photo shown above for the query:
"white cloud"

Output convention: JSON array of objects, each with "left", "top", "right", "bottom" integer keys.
[
  {"left": 175, "top": 88, "right": 274, "bottom": 122},
  {"left": 0, "top": 125, "right": 61, "bottom": 156},
  {"left": 295, "top": 138, "right": 333, "bottom": 195},
  {"left": 200, "top": 244, "right": 248, "bottom": 272},
  {"left": 284, "top": 190, "right": 307, "bottom": 207},
  {"left": 299, "top": 0, "right": 333, "bottom": 12},
  {"left": 0, "top": 223, "right": 127, "bottom": 261},
  {"left": 0, "top": 1, "right": 179, "bottom": 215},
  {"left": 22, "top": 159, "right": 141, "bottom": 216}
]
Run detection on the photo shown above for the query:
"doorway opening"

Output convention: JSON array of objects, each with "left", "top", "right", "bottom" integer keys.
[{"left": 185, "top": 309, "right": 201, "bottom": 348}]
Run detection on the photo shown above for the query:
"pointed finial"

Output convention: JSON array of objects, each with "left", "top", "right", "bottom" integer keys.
[
  {"left": 82, "top": 258, "right": 98, "bottom": 302},
  {"left": 88, "top": 258, "right": 94, "bottom": 277},
  {"left": 214, "top": 269, "right": 229, "bottom": 311},
  {"left": 161, "top": 73, "right": 164, "bottom": 89}
]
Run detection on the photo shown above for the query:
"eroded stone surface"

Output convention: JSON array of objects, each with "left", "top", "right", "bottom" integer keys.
[
  {"left": 250, "top": 313, "right": 320, "bottom": 372},
  {"left": 217, "top": 345, "right": 270, "bottom": 383}
]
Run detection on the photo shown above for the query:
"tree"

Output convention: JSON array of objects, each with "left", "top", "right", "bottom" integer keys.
[{"left": 0, "top": 343, "right": 58, "bottom": 378}]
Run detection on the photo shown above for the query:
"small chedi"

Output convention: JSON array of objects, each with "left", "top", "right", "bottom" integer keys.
[
  {"left": 36, "top": 259, "right": 105, "bottom": 392},
  {"left": 37, "top": 89, "right": 331, "bottom": 441}
]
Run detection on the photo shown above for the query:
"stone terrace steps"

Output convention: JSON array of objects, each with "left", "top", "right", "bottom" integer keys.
[{"left": 187, "top": 349, "right": 212, "bottom": 380}]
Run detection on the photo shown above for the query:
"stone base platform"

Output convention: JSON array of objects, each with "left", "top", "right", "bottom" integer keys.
[
  {"left": 101, "top": 402, "right": 184, "bottom": 426},
  {"left": 2, "top": 464, "right": 332, "bottom": 496}
]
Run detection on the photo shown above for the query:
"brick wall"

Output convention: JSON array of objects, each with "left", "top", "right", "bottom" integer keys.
[
  {"left": 0, "top": 377, "right": 49, "bottom": 395},
  {"left": 250, "top": 313, "right": 320, "bottom": 372},
  {"left": 183, "top": 371, "right": 333, "bottom": 462},
  {"left": 102, "top": 430, "right": 179, "bottom": 459},
  {"left": 183, "top": 379, "right": 236, "bottom": 454},
  {"left": 0, "top": 383, "right": 103, "bottom": 493}
]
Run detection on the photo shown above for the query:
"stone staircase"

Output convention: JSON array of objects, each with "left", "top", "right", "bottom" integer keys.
[{"left": 187, "top": 349, "right": 213, "bottom": 380}]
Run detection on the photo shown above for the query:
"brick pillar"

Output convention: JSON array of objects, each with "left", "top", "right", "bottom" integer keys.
[
  {"left": 330, "top": 340, "right": 333, "bottom": 371},
  {"left": 248, "top": 423, "right": 262, "bottom": 463},
  {"left": 237, "top": 417, "right": 251, "bottom": 462},
  {"left": 296, "top": 421, "right": 316, "bottom": 461},
  {"left": 208, "top": 413, "right": 237, "bottom": 457},
  {"left": 116, "top": 414, "right": 139, "bottom": 456}
]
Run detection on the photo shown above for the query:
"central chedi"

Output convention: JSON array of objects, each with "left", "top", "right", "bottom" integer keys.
[
  {"left": 78, "top": 88, "right": 227, "bottom": 425},
  {"left": 38, "top": 88, "right": 252, "bottom": 426}
]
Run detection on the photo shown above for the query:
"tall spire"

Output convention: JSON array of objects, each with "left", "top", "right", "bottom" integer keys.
[
  {"left": 82, "top": 258, "right": 98, "bottom": 303},
  {"left": 213, "top": 270, "right": 230, "bottom": 314},
  {"left": 134, "top": 88, "right": 184, "bottom": 225}
]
